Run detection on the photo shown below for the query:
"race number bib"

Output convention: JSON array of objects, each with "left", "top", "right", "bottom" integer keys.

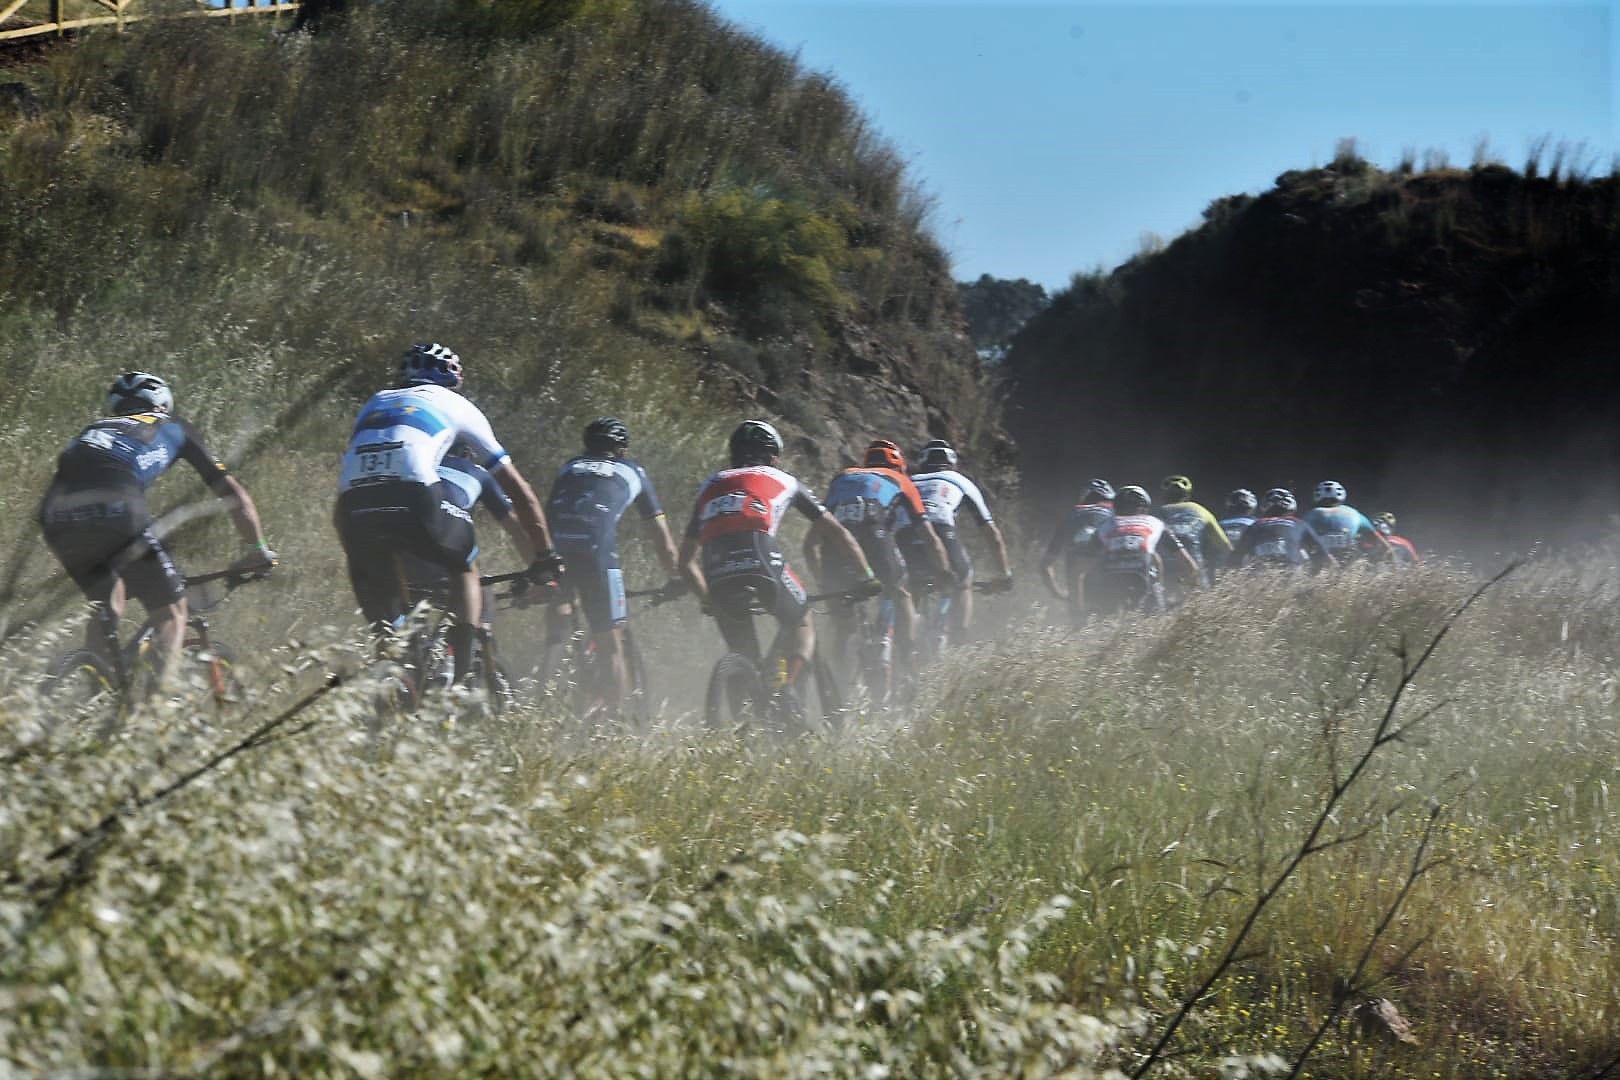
[
  {"left": 1320, "top": 533, "right": 1351, "bottom": 551},
  {"left": 701, "top": 492, "right": 750, "bottom": 521},
  {"left": 1255, "top": 539, "right": 1288, "bottom": 559},
  {"left": 834, "top": 501, "right": 867, "bottom": 525}
]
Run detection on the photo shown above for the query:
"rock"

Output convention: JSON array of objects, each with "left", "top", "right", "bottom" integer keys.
[{"left": 1352, "top": 996, "right": 1418, "bottom": 1046}]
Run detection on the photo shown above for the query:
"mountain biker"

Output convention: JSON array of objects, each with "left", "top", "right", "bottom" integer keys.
[
  {"left": 1040, "top": 478, "right": 1114, "bottom": 622},
  {"left": 903, "top": 438, "right": 1012, "bottom": 640},
  {"left": 1219, "top": 489, "right": 1259, "bottom": 554},
  {"left": 1083, "top": 485, "right": 1200, "bottom": 615},
  {"left": 806, "top": 439, "right": 950, "bottom": 692},
  {"left": 38, "top": 371, "right": 275, "bottom": 688},
  {"left": 679, "top": 420, "right": 874, "bottom": 692},
  {"left": 1372, "top": 511, "right": 1420, "bottom": 566},
  {"left": 401, "top": 451, "right": 535, "bottom": 623},
  {"left": 336, "top": 342, "right": 562, "bottom": 685},
  {"left": 1301, "top": 480, "right": 1392, "bottom": 564},
  {"left": 1155, "top": 475, "right": 1233, "bottom": 589},
  {"left": 544, "top": 417, "right": 685, "bottom": 713},
  {"left": 1231, "top": 488, "right": 1332, "bottom": 570}
]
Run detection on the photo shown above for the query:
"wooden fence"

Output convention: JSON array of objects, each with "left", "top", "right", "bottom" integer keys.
[{"left": 1, "top": 0, "right": 298, "bottom": 42}]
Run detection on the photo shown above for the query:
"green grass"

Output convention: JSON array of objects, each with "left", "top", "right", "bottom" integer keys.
[{"left": 3, "top": 561, "right": 1617, "bottom": 1076}]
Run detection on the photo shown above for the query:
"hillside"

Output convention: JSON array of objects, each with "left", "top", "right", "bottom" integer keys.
[
  {"left": 0, "top": 0, "right": 1000, "bottom": 631},
  {"left": 1007, "top": 146, "right": 1620, "bottom": 554}
]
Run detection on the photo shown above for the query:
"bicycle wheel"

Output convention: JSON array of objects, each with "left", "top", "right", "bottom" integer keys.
[
  {"left": 478, "top": 632, "right": 518, "bottom": 716},
  {"left": 42, "top": 649, "right": 119, "bottom": 710},
  {"left": 705, "top": 652, "right": 765, "bottom": 732}
]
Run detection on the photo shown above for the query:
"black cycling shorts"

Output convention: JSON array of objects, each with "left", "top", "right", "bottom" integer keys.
[
  {"left": 1085, "top": 568, "right": 1164, "bottom": 616},
  {"left": 39, "top": 488, "right": 186, "bottom": 610},
  {"left": 824, "top": 524, "right": 908, "bottom": 594},
  {"left": 902, "top": 521, "right": 972, "bottom": 591},
  {"left": 337, "top": 481, "right": 477, "bottom": 623},
  {"left": 556, "top": 544, "right": 628, "bottom": 633},
  {"left": 702, "top": 533, "right": 809, "bottom": 654}
]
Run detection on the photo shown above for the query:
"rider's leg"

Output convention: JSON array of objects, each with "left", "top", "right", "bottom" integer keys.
[
  {"left": 891, "top": 584, "right": 918, "bottom": 676},
  {"left": 786, "top": 615, "right": 816, "bottom": 686},
  {"left": 88, "top": 577, "right": 127, "bottom": 656},
  {"left": 595, "top": 627, "right": 629, "bottom": 709},
  {"left": 149, "top": 595, "right": 188, "bottom": 689},
  {"left": 447, "top": 563, "right": 483, "bottom": 683}
]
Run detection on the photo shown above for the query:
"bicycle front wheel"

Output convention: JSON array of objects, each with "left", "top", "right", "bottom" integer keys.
[{"left": 705, "top": 652, "right": 764, "bottom": 733}]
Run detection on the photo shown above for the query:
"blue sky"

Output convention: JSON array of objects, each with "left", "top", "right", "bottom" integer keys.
[{"left": 708, "top": 1, "right": 1619, "bottom": 290}]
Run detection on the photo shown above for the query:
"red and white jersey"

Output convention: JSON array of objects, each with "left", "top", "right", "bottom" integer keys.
[
  {"left": 687, "top": 465, "right": 825, "bottom": 544},
  {"left": 1097, "top": 513, "right": 1181, "bottom": 572}
]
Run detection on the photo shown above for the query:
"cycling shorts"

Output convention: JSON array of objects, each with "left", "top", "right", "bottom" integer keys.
[
  {"left": 556, "top": 544, "right": 628, "bottom": 633},
  {"left": 824, "top": 524, "right": 908, "bottom": 595},
  {"left": 703, "top": 533, "right": 809, "bottom": 651},
  {"left": 337, "top": 481, "right": 477, "bottom": 623},
  {"left": 1085, "top": 567, "right": 1164, "bottom": 616},
  {"left": 39, "top": 489, "right": 185, "bottom": 610},
  {"left": 902, "top": 522, "right": 971, "bottom": 591}
]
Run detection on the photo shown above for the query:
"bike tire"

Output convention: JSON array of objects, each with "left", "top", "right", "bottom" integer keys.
[
  {"left": 42, "top": 649, "right": 119, "bottom": 711},
  {"left": 705, "top": 652, "right": 764, "bottom": 733}
]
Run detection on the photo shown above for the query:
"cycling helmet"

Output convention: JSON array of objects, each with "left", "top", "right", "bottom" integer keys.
[
  {"left": 1261, "top": 488, "right": 1298, "bottom": 515},
  {"left": 106, "top": 371, "right": 173, "bottom": 415},
  {"left": 864, "top": 439, "right": 906, "bottom": 472},
  {"left": 1115, "top": 485, "right": 1151, "bottom": 514},
  {"left": 1373, "top": 511, "right": 1397, "bottom": 536},
  {"left": 920, "top": 438, "right": 958, "bottom": 470},
  {"left": 1160, "top": 474, "right": 1193, "bottom": 501},
  {"left": 584, "top": 416, "right": 630, "bottom": 454},
  {"left": 1313, "top": 480, "right": 1346, "bottom": 506},
  {"left": 728, "top": 419, "right": 784, "bottom": 466},
  {"left": 1082, "top": 478, "right": 1115, "bottom": 503},
  {"left": 398, "top": 342, "right": 464, "bottom": 389},
  {"left": 1226, "top": 488, "right": 1258, "bottom": 515}
]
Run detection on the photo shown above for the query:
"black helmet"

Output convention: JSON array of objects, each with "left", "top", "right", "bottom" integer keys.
[
  {"left": 1115, "top": 485, "right": 1151, "bottom": 513},
  {"left": 1226, "top": 488, "right": 1258, "bottom": 514},
  {"left": 920, "top": 438, "right": 958, "bottom": 469},
  {"left": 1261, "top": 488, "right": 1298, "bottom": 515},
  {"left": 584, "top": 416, "right": 629, "bottom": 454},
  {"left": 1082, "top": 478, "right": 1115, "bottom": 502},
  {"left": 728, "top": 419, "right": 784, "bottom": 467}
]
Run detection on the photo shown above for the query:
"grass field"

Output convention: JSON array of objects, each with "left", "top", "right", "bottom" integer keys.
[{"left": 3, "top": 560, "right": 1616, "bottom": 1077}]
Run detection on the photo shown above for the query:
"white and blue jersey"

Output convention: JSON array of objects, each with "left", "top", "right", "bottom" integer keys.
[
  {"left": 1220, "top": 515, "right": 1256, "bottom": 550},
  {"left": 438, "top": 457, "right": 513, "bottom": 520},
  {"left": 339, "top": 384, "right": 508, "bottom": 492}
]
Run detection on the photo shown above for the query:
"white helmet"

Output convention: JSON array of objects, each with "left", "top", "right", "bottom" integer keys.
[
  {"left": 1314, "top": 480, "right": 1346, "bottom": 505},
  {"left": 107, "top": 371, "right": 173, "bottom": 415}
]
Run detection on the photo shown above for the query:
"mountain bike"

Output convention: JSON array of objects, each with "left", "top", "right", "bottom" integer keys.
[
  {"left": 702, "top": 581, "right": 878, "bottom": 735},
  {"left": 912, "top": 576, "right": 1013, "bottom": 664},
  {"left": 42, "top": 565, "right": 272, "bottom": 724},
  {"left": 375, "top": 569, "right": 532, "bottom": 716},
  {"left": 827, "top": 586, "right": 900, "bottom": 709},
  {"left": 539, "top": 580, "right": 686, "bottom": 733}
]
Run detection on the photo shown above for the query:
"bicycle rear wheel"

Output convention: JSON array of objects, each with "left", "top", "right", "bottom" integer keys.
[
  {"left": 42, "top": 649, "right": 119, "bottom": 709},
  {"left": 705, "top": 652, "right": 764, "bottom": 732}
]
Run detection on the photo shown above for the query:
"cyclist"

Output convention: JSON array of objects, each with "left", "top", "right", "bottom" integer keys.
[
  {"left": 1083, "top": 485, "right": 1199, "bottom": 615},
  {"left": 1219, "top": 489, "right": 1259, "bottom": 554},
  {"left": 1372, "top": 511, "right": 1420, "bottom": 566},
  {"left": 1302, "top": 480, "right": 1392, "bottom": 564},
  {"left": 1231, "top": 488, "right": 1332, "bottom": 570},
  {"left": 1155, "top": 475, "right": 1233, "bottom": 589},
  {"left": 806, "top": 439, "right": 949, "bottom": 693},
  {"left": 544, "top": 417, "right": 684, "bottom": 714},
  {"left": 1040, "top": 478, "right": 1114, "bottom": 622},
  {"left": 903, "top": 438, "right": 1012, "bottom": 640},
  {"left": 678, "top": 419, "right": 873, "bottom": 693},
  {"left": 38, "top": 371, "right": 275, "bottom": 688},
  {"left": 402, "top": 450, "right": 535, "bottom": 621},
  {"left": 336, "top": 342, "right": 562, "bottom": 685}
]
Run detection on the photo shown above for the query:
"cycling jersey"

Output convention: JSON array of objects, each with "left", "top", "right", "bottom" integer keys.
[
  {"left": 686, "top": 465, "right": 824, "bottom": 543},
  {"left": 1156, "top": 501, "right": 1233, "bottom": 570},
  {"left": 1301, "top": 505, "right": 1379, "bottom": 561},
  {"left": 1045, "top": 502, "right": 1114, "bottom": 561},
  {"left": 1233, "top": 515, "right": 1329, "bottom": 568},
  {"left": 548, "top": 454, "right": 662, "bottom": 555},
  {"left": 338, "top": 384, "right": 508, "bottom": 492},
  {"left": 1220, "top": 515, "right": 1256, "bottom": 550},
  {"left": 908, "top": 469, "right": 994, "bottom": 528},
  {"left": 823, "top": 466, "right": 926, "bottom": 591},
  {"left": 48, "top": 411, "right": 232, "bottom": 498},
  {"left": 1091, "top": 514, "right": 1188, "bottom": 576},
  {"left": 440, "top": 457, "right": 513, "bottom": 520},
  {"left": 40, "top": 411, "right": 233, "bottom": 609}
]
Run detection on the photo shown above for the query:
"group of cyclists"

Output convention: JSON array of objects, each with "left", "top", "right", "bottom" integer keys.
[
  {"left": 1038, "top": 476, "right": 1420, "bottom": 622},
  {"left": 38, "top": 343, "right": 1015, "bottom": 714}
]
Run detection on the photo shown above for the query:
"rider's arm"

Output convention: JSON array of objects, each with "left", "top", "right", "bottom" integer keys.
[
  {"left": 491, "top": 463, "right": 556, "bottom": 556},
  {"left": 176, "top": 420, "right": 271, "bottom": 557},
  {"left": 1201, "top": 507, "right": 1235, "bottom": 556},
  {"left": 812, "top": 514, "right": 873, "bottom": 579},
  {"left": 675, "top": 526, "right": 708, "bottom": 600},
  {"left": 1360, "top": 515, "right": 1395, "bottom": 561},
  {"left": 802, "top": 522, "right": 826, "bottom": 584},
  {"left": 1164, "top": 530, "right": 1201, "bottom": 584},
  {"left": 983, "top": 520, "right": 1012, "bottom": 579}
]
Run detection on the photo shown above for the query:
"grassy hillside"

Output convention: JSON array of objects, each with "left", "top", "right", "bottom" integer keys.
[
  {"left": 3, "top": 562, "right": 1617, "bottom": 1075},
  {"left": 1007, "top": 144, "right": 1620, "bottom": 555},
  {"left": 0, "top": 0, "right": 1001, "bottom": 637}
]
